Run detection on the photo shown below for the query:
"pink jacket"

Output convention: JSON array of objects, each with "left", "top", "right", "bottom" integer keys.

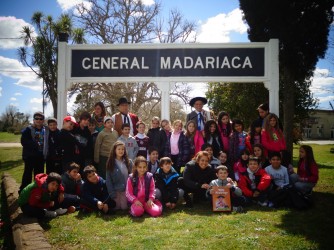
[{"left": 126, "top": 173, "right": 155, "bottom": 204}]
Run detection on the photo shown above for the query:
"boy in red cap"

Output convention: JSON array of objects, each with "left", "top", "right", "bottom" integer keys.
[{"left": 59, "top": 116, "right": 81, "bottom": 172}]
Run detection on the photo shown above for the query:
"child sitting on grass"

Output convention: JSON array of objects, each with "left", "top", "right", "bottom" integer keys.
[
  {"left": 233, "top": 149, "right": 250, "bottom": 182},
  {"left": 265, "top": 152, "right": 290, "bottom": 207},
  {"left": 290, "top": 145, "right": 319, "bottom": 195},
  {"left": 155, "top": 157, "right": 184, "bottom": 209},
  {"left": 80, "top": 165, "right": 116, "bottom": 214},
  {"left": 207, "top": 165, "right": 245, "bottom": 212},
  {"left": 238, "top": 157, "right": 272, "bottom": 207},
  {"left": 201, "top": 143, "right": 221, "bottom": 169},
  {"left": 126, "top": 156, "right": 162, "bottom": 217},
  {"left": 61, "top": 162, "right": 83, "bottom": 212},
  {"left": 18, "top": 172, "right": 68, "bottom": 219}
]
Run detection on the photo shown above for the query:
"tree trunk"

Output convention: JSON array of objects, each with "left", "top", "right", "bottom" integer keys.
[
  {"left": 50, "top": 96, "right": 57, "bottom": 118},
  {"left": 282, "top": 75, "right": 295, "bottom": 155}
]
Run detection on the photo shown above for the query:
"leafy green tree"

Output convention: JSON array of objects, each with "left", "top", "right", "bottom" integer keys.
[
  {"left": 239, "top": 0, "right": 334, "bottom": 153},
  {"left": 206, "top": 82, "right": 268, "bottom": 129},
  {"left": 18, "top": 12, "right": 86, "bottom": 117},
  {"left": 0, "top": 105, "right": 30, "bottom": 132}
]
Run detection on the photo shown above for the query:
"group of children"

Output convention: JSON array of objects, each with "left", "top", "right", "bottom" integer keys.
[{"left": 18, "top": 105, "right": 319, "bottom": 219}]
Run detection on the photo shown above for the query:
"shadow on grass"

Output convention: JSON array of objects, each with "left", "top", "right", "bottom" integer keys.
[
  {"left": 317, "top": 164, "right": 334, "bottom": 170},
  {"left": 277, "top": 191, "right": 334, "bottom": 250},
  {"left": 0, "top": 159, "right": 24, "bottom": 172}
]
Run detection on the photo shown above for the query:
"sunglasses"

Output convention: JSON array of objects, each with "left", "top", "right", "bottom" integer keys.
[{"left": 34, "top": 117, "right": 44, "bottom": 121}]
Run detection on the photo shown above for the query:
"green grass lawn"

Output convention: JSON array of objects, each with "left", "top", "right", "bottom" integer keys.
[
  {"left": 1, "top": 144, "right": 334, "bottom": 250},
  {"left": 0, "top": 132, "right": 21, "bottom": 143}
]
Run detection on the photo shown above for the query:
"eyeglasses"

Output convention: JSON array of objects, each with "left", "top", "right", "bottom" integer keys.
[{"left": 34, "top": 117, "right": 44, "bottom": 121}]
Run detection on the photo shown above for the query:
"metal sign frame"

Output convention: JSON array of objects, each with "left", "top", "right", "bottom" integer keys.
[{"left": 57, "top": 39, "right": 279, "bottom": 121}]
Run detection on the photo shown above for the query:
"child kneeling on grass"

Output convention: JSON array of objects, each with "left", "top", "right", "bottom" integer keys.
[
  {"left": 126, "top": 156, "right": 162, "bottom": 217},
  {"left": 238, "top": 157, "right": 272, "bottom": 207},
  {"left": 154, "top": 157, "right": 184, "bottom": 209},
  {"left": 207, "top": 165, "right": 245, "bottom": 212},
  {"left": 61, "top": 162, "right": 83, "bottom": 212},
  {"left": 18, "top": 172, "right": 68, "bottom": 219},
  {"left": 80, "top": 165, "right": 116, "bottom": 214}
]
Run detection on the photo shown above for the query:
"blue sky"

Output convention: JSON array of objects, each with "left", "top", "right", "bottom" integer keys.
[{"left": 0, "top": 0, "right": 333, "bottom": 118}]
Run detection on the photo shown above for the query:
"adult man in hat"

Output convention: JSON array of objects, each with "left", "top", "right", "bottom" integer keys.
[
  {"left": 186, "top": 97, "right": 213, "bottom": 131},
  {"left": 111, "top": 97, "right": 139, "bottom": 136}
]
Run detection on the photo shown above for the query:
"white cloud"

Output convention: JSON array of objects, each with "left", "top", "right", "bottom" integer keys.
[
  {"left": 0, "top": 56, "right": 42, "bottom": 91},
  {"left": 137, "top": 0, "right": 155, "bottom": 5},
  {"left": 317, "top": 95, "right": 334, "bottom": 103},
  {"left": 197, "top": 8, "right": 248, "bottom": 43},
  {"left": 14, "top": 92, "right": 22, "bottom": 96},
  {"left": 30, "top": 97, "right": 43, "bottom": 104},
  {"left": 310, "top": 68, "right": 334, "bottom": 95},
  {"left": 0, "top": 16, "right": 33, "bottom": 49},
  {"left": 9, "top": 102, "right": 19, "bottom": 107},
  {"left": 10, "top": 97, "right": 17, "bottom": 101},
  {"left": 310, "top": 68, "right": 334, "bottom": 109},
  {"left": 57, "top": 0, "right": 92, "bottom": 14}
]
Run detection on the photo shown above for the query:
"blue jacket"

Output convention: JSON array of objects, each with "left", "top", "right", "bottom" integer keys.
[
  {"left": 164, "top": 132, "right": 191, "bottom": 168},
  {"left": 81, "top": 176, "right": 109, "bottom": 205},
  {"left": 154, "top": 167, "right": 179, "bottom": 203},
  {"left": 61, "top": 172, "right": 83, "bottom": 196},
  {"left": 106, "top": 160, "right": 131, "bottom": 199}
]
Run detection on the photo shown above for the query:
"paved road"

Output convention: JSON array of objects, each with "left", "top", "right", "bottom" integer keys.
[
  {"left": 0, "top": 143, "right": 21, "bottom": 147},
  {"left": 300, "top": 140, "right": 334, "bottom": 145}
]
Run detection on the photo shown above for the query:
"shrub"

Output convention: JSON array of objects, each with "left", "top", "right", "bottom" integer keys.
[{"left": 6, "top": 127, "right": 15, "bottom": 134}]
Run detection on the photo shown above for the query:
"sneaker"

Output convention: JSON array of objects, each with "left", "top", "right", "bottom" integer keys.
[
  {"left": 67, "top": 206, "right": 76, "bottom": 214},
  {"left": 232, "top": 206, "right": 244, "bottom": 213},
  {"left": 44, "top": 210, "right": 57, "bottom": 218},
  {"left": 55, "top": 208, "right": 68, "bottom": 215},
  {"left": 258, "top": 201, "right": 268, "bottom": 207}
]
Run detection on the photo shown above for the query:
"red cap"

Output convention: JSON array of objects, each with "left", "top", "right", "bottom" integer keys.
[{"left": 63, "top": 116, "right": 78, "bottom": 126}]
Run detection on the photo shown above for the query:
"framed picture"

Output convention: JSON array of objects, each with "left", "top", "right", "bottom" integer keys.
[{"left": 212, "top": 186, "right": 231, "bottom": 212}]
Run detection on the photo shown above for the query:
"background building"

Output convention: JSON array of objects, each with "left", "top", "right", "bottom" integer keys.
[{"left": 302, "top": 110, "right": 334, "bottom": 140}]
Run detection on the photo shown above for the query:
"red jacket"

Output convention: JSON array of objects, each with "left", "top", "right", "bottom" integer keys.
[
  {"left": 261, "top": 128, "right": 286, "bottom": 153},
  {"left": 297, "top": 159, "right": 319, "bottom": 184},
  {"left": 19, "top": 173, "right": 64, "bottom": 209},
  {"left": 238, "top": 168, "right": 272, "bottom": 198}
]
